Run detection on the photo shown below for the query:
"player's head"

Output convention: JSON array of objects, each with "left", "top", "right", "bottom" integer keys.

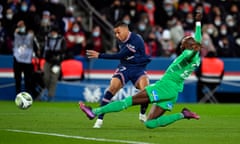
[
  {"left": 180, "top": 36, "right": 201, "bottom": 51},
  {"left": 114, "top": 21, "right": 130, "bottom": 42}
]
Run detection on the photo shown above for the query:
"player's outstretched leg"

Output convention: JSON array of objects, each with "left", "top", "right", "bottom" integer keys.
[
  {"left": 181, "top": 107, "right": 200, "bottom": 119},
  {"left": 144, "top": 108, "right": 200, "bottom": 129},
  {"left": 93, "top": 91, "right": 113, "bottom": 128},
  {"left": 79, "top": 102, "right": 96, "bottom": 120},
  {"left": 79, "top": 96, "right": 133, "bottom": 121}
]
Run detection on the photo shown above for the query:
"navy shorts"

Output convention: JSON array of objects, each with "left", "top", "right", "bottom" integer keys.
[{"left": 112, "top": 65, "right": 148, "bottom": 86}]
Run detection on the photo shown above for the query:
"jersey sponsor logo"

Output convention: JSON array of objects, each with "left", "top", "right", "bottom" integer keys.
[
  {"left": 125, "top": 55, "right": 134, "bottom": 60},
  {"left": 126, "top": 44, "right": 136, "bottom": 52},
  {"left": 152, "top": 90, "right": 159, "bottom": 101},
  {"left": 167, "top": 102, "right": 173, "bottom": 110}
]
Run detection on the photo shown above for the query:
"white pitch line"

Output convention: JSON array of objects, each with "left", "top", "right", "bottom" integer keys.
[{"left": 5, "top": 129, "right": 154, "bottom": 144}]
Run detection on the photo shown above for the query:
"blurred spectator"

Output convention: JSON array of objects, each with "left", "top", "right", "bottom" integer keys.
[
  {"left": 228, "top": 3, "right": 240, "bottom": 26},
  {"left": 216, "top": 33, "right": 236, "bottom": 57},
  {"left": 65, "top": 21, "right": 86, "bottom": 57},
  {"left": 2, "top": 8, "right": 15, "bottom": 38},
  {"left": 225, "top": 14, "right": 238, "bottom": 37},
  {"left": 182, "top": 12, "right": 194, "bottom": 34},
  {"left": 35, "top": 10, "right": 52, "bottom": 57},
  {"left": 86, "top": 25, "right": 107, "bottom": 54},
  {"left": 202, "top": 23, "right": 219, "bottom": 46},
  {"left": 212, "top": 15, "right": 223, "bottom": 30},
  {"left": 25, "top": 3, "right": 41, "bottom": 34},
  {"left": 168, "top": 16, "right": 184, "bottom": 50},
  {"left": 123, "top": 0, "right": 139, "bottom": 25},
  {"left": 154, "top": 0, "right": 178, "bottom": 29},
  {"left": 141, "top": 0, "right": 156, "bottom": 26},
  {"left": 122, "top": 14, "right": 135, "bottom": 30},
  {"left": 12, "top": 20, "right": 37, "bottom": 95},
  {"left": 218, "top": 23, "right": 236, "bottom": 57},
  {"left": 207, "top": 5, "right": 225, "bottom": 26},
  {"left": 106, "top": 0, "right": 125, "bottom": 24},
  {"left": 61, "top": 6, "right": 75, "bottom": 33},
  {"left": 153, "top": 25, "right": 163, "bottom": 41},
  {"left": 133, "top": 14, "right": 152, "bottom": 40},
  {"left": 178, "top": 0, "right": 194, "bottom": 21},
  {"left": 41, "top": 26, "right": 66, "bottom": 101},
  {"left": 0, "top": 4, "right": 2, "bottom": 19},
  {"left": 12, "top": 0, "right": 29, "bottom": 25},
  {"left": 192, "top": 2, "right": 210, "bottom": 23},
  {"left": 6, "top": 0, "right": 21, "bottom": 14},
  {"left": 201, "top": 32, "right": 216, "bottom": 57},
  {"left": 144, "top": 31, "right": 161, "bottom": 57},
  {"left": 75, "top": 15, "right": 87, "bottom": 33},
  {"left": 218, "top": 23, "right": 235, "bottom": 42},
  {"left": 159, "top": 29, "right": 175, "bottom": 58},
  {"left": 49, "top": 0, "right": 66, "bottom": 21},
  {"left": 0, "top": 20, "right": 7, "bottom": 54}
]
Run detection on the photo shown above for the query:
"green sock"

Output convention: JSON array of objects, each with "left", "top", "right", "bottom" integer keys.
[
  {"left": 144, "top": 113, "right": 184, "bottom": 129},
  {"left": 93, "top": 96, "right": 132, "bottom": 116}
]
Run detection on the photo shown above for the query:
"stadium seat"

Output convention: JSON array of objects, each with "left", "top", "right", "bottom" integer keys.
[
  {"left": 199, "top": 83, "right": 220, "bottom": 103},
  {"left": 61, "top": 59, "right": 84, "bottom": 81}
]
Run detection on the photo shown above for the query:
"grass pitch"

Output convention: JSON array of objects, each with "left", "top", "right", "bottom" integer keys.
[{"left": 0, "top": 101, "right": 240, "bottom": 144}]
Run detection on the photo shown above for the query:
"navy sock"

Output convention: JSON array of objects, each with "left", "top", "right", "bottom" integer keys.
[{"left": 98, "top": 91, "right": 113, "bottom": 119}]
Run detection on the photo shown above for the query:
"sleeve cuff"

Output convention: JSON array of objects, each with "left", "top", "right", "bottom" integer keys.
[{"left": 196, "top": 22, "right": 201, "bottom": 26}]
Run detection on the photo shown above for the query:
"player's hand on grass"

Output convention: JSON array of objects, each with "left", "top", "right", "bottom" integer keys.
[{"left": 86, "top": 50, "right": 100, "bottom": 59}]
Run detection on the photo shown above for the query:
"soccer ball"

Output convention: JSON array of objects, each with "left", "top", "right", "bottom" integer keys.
[{"left": 15, "top": 92, "right": 33, "bottom": 109}]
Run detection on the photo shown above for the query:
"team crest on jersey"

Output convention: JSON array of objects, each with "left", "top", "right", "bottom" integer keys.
[
  {"left": 126, "top": 44, "right": 136, "bottom": 52},
  {"left": 152, "top": 90, "right": 159, "bottom": 101},
  {"left": 167, "top": 102, "right": 173, "bottom": 110}
]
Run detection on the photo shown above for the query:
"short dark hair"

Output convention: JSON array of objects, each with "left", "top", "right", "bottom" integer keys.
[{"left": 114, "top": 21, "right": 129, "bottom": 28}]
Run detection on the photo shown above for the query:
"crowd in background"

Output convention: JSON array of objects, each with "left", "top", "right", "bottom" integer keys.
[
  {"left": 0, "top": 0, "right": 107, "bottom": 59},
  {"left": 0, "top": 0, "right": 240, "bottom": 58}
]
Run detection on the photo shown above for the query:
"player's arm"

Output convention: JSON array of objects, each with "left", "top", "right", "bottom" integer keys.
[
  {"left": 194, "top": 11, "right": 202, "bottom": 44},
  {"left": 86, "top": 47, "right": 133, "bottom": 59},
  {"left": 182, "top": 11, "right": 202, "bottom": 60},
  {"left": 189, "top": 11, "right": 202, "bottom": 53}
]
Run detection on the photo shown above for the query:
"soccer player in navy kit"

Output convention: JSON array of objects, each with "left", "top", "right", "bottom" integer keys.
[
  {"left": 80, "top": 11, "right": 202, "bottom": 129},
  {"left": 86, "top": 22, "right": 151, "bottom": 128}
]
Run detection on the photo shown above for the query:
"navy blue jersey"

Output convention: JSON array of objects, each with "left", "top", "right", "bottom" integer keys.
[{"left": 99, "top": 32, "right": 151, "bottom": 67}]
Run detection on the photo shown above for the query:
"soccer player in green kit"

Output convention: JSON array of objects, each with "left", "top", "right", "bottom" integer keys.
[{"left": 79, "top": 11, "right": 202, "bottom": 128}]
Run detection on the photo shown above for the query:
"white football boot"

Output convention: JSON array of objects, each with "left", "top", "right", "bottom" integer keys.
[
  {"left": 93, "top": 119, "right": 103, "bottom": 128},
  {"left": 139, "top": 113, "right": 147, "bottom": 122}
]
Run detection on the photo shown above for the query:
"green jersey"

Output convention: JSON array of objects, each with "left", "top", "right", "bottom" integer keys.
[
  {"left": 162, "top": 50, "right": 200, "bottom": 92},
  {"left": 145, "top": 22, "right": 202, "bottom": 111}
]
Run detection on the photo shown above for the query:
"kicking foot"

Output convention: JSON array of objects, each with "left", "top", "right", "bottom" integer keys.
[
  {"left": 93, "top": 119, "right": 103, "bottom": 128},
  {"left": 182, "top": 108, "right": 200, "bottom": 120},
  {"left": 79, "top": 101, "right": 96, "bottom": 120},
  {"left": 139, "top": 113, "right": 147, "bottom": 122}
]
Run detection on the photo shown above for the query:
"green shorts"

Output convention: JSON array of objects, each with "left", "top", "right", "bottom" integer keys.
[{"left": 145, "top": 79, "right": 179, "bottom": 111}]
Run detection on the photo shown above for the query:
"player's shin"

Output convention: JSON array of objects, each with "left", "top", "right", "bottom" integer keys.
[
  {"left": 93, "top": 96, "right": 133, "bottom": 116},
  {"left": 98, "top": 91, "right": 114, "bottom": 119},
  {"left": 144, "top": 113, "right": 184, "bottom": 129}
]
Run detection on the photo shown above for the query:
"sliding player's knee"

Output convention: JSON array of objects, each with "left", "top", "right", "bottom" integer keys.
[
  {"left": 144, "top": 120, "right": 155, "bottom": 129},
  {"left": 144, "top": 119, "right": 168, "bottom": 129}
]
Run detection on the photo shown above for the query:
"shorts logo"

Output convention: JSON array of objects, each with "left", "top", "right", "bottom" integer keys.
[{"left": 152, "top": 90, "right": 159, "bottom": 101}]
